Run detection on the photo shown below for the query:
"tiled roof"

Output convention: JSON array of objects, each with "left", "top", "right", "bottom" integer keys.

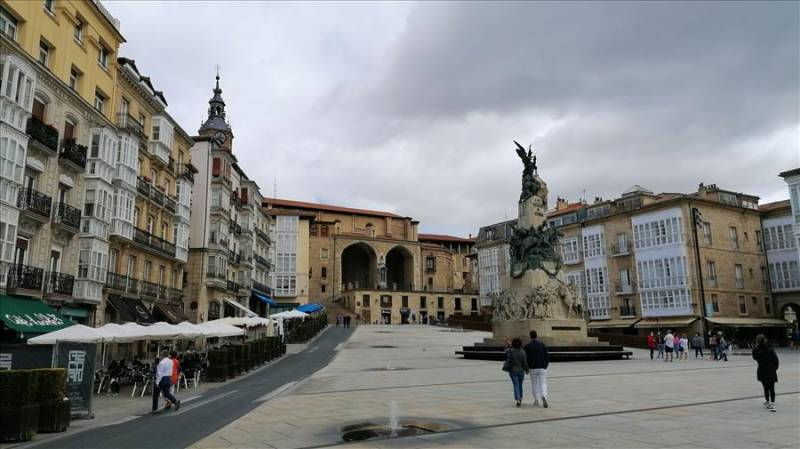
[
  {"left": 759, "top": 199, "right": 790, "bottom": 212},
  {"left": 546, "top": 202, "right": 583, "bottom": 218},
  {"left": 418, "top": 233, "right": 475, "bottom": 243},
  {"left": 263, "top": 198, "right": 405, "bottom": 219}
]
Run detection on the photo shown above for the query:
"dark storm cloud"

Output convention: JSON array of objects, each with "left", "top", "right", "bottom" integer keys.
[{"left": 108, "top": 1, "right": 798, "bottom": 237}]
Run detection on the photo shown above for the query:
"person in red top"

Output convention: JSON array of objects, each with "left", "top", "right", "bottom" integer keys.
[
  {"left": 647, "top": 332, "right": 656, "bottom": 360},
  {"left": 169, "top": 351, "right": 180, "bottom": 396}
]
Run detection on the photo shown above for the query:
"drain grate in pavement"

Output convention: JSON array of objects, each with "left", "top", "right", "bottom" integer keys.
[{"left": 370, "top": 345, "right": 396, "bottom": 348}]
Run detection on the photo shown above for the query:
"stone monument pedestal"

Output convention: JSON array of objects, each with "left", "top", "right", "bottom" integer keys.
[{"left": 491, "top": 319, "right": 597, "bottom": 347}]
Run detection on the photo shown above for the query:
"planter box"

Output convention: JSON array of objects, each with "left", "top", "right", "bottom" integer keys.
[
  {"left": 1, "top": 404, "right": 39, "bottom": 442},
  {"left": 37, "top": 400, "right": 70, "bottom": 433}
]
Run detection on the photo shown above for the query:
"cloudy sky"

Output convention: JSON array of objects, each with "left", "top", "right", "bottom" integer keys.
[{"left": 106, "top": 1, "right": 799, "bottom": 237}]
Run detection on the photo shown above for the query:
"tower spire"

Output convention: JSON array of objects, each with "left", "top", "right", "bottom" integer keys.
[{"left": 199, "top": 67, "right": 230, "bottom": 134}]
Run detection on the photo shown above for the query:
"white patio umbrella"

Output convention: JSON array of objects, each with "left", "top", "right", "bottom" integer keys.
[
  {"left": 175, "top": 321, "right": 208, "bottom": 338},
  {"left": 27, "top": 324, "right": 101, "bottom": 345},
  {"left": 95, "top": 323, "right": 141, "bottom": 342},
  {"left": 144, "top": 321, "right": 184, "bottom": 340},
  {"left": 197, "top": 320, "right": 245, "bottom": 338},
  {"left": 220, "top": 316, "right": 271, "bottom": 328},
  {"left": 269, "top": 310, "right": 308, "bottom": 320}
]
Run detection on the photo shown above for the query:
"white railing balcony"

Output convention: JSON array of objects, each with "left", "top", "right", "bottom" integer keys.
[
  {"left": 562, "top": 252, "right": 582, "bottom": 265},
  {"left": 111, "top": 219, "right": 134, "bottom": 240},
  {"left": 638, "top": 275, "right": 689, "bottom": 290},
  {"left": 176, "top": 247, "right": 188, "bottom": 263},
  {"left": 772, "top": 278, "right": 800, "bottom": 291},
  {"left": 641, "top": 306, "right": 694, "bottom": 318},
  {"left": 148, "top": 141, "right": 171, "bottom": 166},
  {"left": 588, "top": 308, "right": 610, "bottom": 320}
]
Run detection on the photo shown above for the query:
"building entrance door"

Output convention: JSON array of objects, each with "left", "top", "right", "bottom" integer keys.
[
  {"left": 381, "top": 309, "right": 392, "bottom": 324},
  {"left": 400, "top": 308, "right": 410, "bottom": 324},
  {"left": 419, "top": 311, "right": 428, "bottom": 324}
]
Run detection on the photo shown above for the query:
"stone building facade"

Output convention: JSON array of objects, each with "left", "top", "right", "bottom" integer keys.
[
  {"left": 541, "top": 184, "right": 783, "bottom": 338},
  {"left": 262, "top": 198, "right": 478, "bottom": 324},
  {"left": 186, "top": 75, "right": 273, "bottom": 323}
]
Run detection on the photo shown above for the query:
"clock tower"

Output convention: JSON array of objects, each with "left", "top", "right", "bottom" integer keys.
[{"left": 198, "top": 73, "right": 233, "bottom": 151}]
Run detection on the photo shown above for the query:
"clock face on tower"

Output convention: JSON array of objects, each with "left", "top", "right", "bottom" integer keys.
[{"left": 214, "top": 132, "right": 227, "bottom": 146}]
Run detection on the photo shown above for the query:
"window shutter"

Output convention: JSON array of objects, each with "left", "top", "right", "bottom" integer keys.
[{"left": 212, "top": 157, "right": 221, "bottom": 176}]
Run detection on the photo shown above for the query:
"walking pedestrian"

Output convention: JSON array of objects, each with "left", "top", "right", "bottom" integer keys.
[
  {"left": 709, "top": 333, "right": 718, "bottom": 360},
  {"left": 680, "top": 334, "right": 689, "bottom": 360},
  {"left": 663, "top": 330, "right": 674, "bottom": 362},
  {"left": 170, "top": 350, "right": 180, "bottom": 397},
  {"left": 656, "top": 332, "right": 665, "bottom": 359},
  {"left": 717, "top": 332, "right": 728, "bottom": 362},
  {"left": 155, "top": 350, "right": 180, "bottom": 411},
  {"left": 752, "top": 334, "right": 779, "bottom": 412},
  {"left": 336, "top": 314, "right": 341, "bottom": 327},
  {"left": 647, "top": 332, "right": 656, "bottom": 360},
  {"left": 673, "top": 333, "right": 682, "bottom": 361},
  {"left": 524, "top": 330, "right": 549, "bottom": 408},
  {"left": 691, "top": 332, "right": 704, "bottom": 358},
  {"left": 502, "top": 338, "right": 529, "bottom": 407}
]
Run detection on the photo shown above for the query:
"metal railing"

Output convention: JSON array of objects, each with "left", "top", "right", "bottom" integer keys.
[
  {"left": 164, "top": 196, "right": 176, "bottom": 214},
  {"left": 229, "top": 222, "right": 242, "bottom": 235},
  {"left": 615, "top": 282, "right": 635, "bottom": 294},
  {"left": 255, "top": 228, "right": 271, "bottom": 244},
  {"left": 26, "top": 116, "right": 59, "bottom": 153},
  {"left": 117, "top": 113, "right": 146, "bottom": 140},
  {"left": 133, "top": 227, "right": 176, "bottom": 258},
  {"left": 229, "top": 251, "right": 241, "bottom": 265},
  {"left": 226, "top": 280, "right": 240, "bottom": 292},
  {"left": 619, "top": 305, "right": 637, "bottom": 317},
  {"left": 17, "top": 188, "right": 52, "bottom": 219},
  {"left": 254, "top": 254, "right": 271, "bottom": 269},
  {"left": 59, "top": 138, "right": 87, "bottom": 170},
  {"left": 44, "top": 271, "right": 75, "bottom": 296},
  {"left": 106, "top": 272, "right": 130, "bottom": 291},
  {"left": 252, "top": 280, "right": 271, "bottom": 295},
  {"left": 140, "top": 280, "right": 159, "bottom": 299},
  {"left": 6, "top": 264, "right": 44, "bottom": 291},
  {"left": 610, "top": 241, "right": 631, "bottom": 256},
  {"left": 53, "top": 202, "right": 81, "bottom": 231}
]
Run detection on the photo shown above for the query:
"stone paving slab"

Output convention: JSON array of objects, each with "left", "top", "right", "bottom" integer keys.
[{"left": 189, "top": 325, "right": 800, "bottom": 449}]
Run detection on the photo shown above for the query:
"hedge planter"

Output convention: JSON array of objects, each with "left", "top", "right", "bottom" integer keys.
[
  {"left": 37, "top": 399, "right": 70, "bottom": 433},
  {"left": 0, "top": 404, "right": 39, "bottom": 442}
]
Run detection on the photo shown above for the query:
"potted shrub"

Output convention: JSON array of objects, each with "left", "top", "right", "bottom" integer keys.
[
  {"left": 35, "top": 368, "right": 70, "bottom": 433},
  {"left": 0, "top": 370, "right": 40, "bottom": 442}
]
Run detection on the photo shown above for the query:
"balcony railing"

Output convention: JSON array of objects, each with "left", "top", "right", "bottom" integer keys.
[
  {"left": 229, "top": 222, "right": 242, "bottom": 235},
  {"left": 588, "top": 307, "right": 610, "bottom": 319},
  {"left": 619, "top": 305, "right": 637, "bottom": 317},
  {"left": 26, "top": 116, "right": 59, "bottom": 153},
  {"left": 59, "top": 139, "right": 87, "bottom": 170},
  {"left": 561, "top": 252, "right": 582, "bottom": 264},
  {"left": 179, "top": 165, "right": 195, "bottom": 183},
  {"left": 252, "top": 280, "right": 271, "bottom": 295},
  {"left": 610, "top": 241, "right": 631, "bottom": 256},
  {"left": 255, "top": 228, "right": 271, "bottom": 244},
  {"left": 44, "top": 271, "right": 75, "bottom": 297},
  {"left": 164, "top": 196, "right": 176, "bottom": 214},
  {"left": 106, "top": 272, "right": 130, "bottom": 291},
  {"left": 6, "top": 264, "right": 44, "bottom": 292},
  {"left": 226, "top": 280, "right": 240, "bottom": 292},
  {"left": 140, "top": 280, "right": 159, "bottom": 299},
  {"left": 168, "top": 287, "right": 182, "bottom": 301},
  {"left": 52, "top": 202, "right": 81, "bottom": 232},
  {"left": 228, "top": 251, "right": 241, "bottom": 265},
  {"left": 133, "top": 227, "right": 176, "bottom": 258},
  {"left": 17, "top": 188, "right": 52, "bottom": 219},
  {"left": 137, "top": 176, "right": 150, "bottom": 196},
  {"left": 148, "top": 141, "right": 170, "bottom": 166},
  {"left": 117, "top": 113, "right": 146, "bottom": 141},
  {"left": 254, "top": 254, "right": 271, "bottom": 269},
  {"left": 615, "top": 282, "right": 635, "bottom": 295},
  {"left": 151, "top": 188, "right": 164, "bottom": 206}
]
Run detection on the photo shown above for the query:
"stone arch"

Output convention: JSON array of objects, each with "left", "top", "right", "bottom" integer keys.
[
  {"left": 385, "top": 245, "right": 414, "bottom": 291},
  {"left": 341, "top": 242, "right": 378, "bottom": 291}
]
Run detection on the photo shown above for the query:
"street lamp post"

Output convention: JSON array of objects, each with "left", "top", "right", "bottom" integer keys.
[{"left": 690, "top": 206, "right": 709, "bottom": 340}]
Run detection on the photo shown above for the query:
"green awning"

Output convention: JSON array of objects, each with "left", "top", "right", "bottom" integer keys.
[{"left": 0, "top": 295, "right": 74, "bottom": 334}]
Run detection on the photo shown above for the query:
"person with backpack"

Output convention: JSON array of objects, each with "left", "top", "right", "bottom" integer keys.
[
  {"left": 716, "top": 332, "right": 728, "bottom": 362},
  {"left": 752, "top": 334, "right": 779, "bottom": 412},
  {"left": 502, "top": 337, "right": 529, "bottom": 407},
  {"left": 691, "top": 332, "right": 704, "bottom": 358}
]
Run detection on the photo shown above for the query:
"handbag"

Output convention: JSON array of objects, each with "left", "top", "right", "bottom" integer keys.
[{"left": 501, "top": 353, "right": 511, "bottom": 372}]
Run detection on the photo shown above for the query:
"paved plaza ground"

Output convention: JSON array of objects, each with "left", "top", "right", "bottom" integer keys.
[{"left": 190, "top": 325, "right": 800, "bottom": 449}]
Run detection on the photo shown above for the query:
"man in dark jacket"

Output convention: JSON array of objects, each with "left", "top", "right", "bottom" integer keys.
[{"left": 523, "top": 330, "right": 549, "bottom": 408}]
